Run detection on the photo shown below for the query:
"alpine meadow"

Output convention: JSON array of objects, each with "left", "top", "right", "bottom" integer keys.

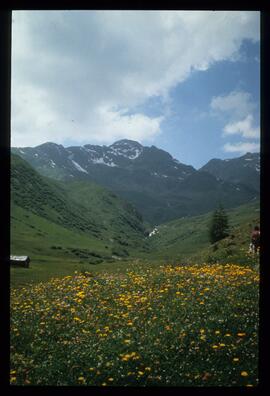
[{"left": 10, "top": 10, "right": 260, "bottom": 388}]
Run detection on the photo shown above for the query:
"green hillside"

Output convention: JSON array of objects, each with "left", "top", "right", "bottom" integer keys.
[
  {"left": 146, "top": 201, "right": 260, "bottom": 265},
  {"left": 11, "top": 154, "right": 150, "bottom": 285},
  {"left": 11, "top": 153, "right": 260, "bottom": 287}
]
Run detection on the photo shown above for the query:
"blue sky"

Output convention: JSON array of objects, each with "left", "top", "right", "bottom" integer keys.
[
  {"left": 154, "top": 40, "right": 260, "bottom": 168},
  {"left": 11, "top": 11, "right": 260, "bottom": 169}
]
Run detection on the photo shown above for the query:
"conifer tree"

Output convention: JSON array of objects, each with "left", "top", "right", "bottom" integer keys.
[{"left": 209, "top": 204, "right": 229, "bottom": 244}]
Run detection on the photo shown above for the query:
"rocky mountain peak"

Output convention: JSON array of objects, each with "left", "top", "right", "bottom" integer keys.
[{"left": 109, "top": 139, "right": 144, "bottom": 160}]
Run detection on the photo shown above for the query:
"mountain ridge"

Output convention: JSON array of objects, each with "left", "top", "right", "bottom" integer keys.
[{"left": 12, "top": 140, "right": 259, "bottom": 225}]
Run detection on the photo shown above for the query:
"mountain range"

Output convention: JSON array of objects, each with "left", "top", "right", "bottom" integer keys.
[{"left": 12, "top": 140, "right": 259, "bottom": 225}]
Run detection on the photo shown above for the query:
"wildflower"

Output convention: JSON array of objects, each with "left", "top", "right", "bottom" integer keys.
[
  {"left": 233, "top": 358, "right": 239, "bottom": 362},
  {"left": 241, "top": 371, "right": 248, "bottom": 377}
]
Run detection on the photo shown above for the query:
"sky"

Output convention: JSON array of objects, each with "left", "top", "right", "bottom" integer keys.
[{"left": 11, "top": 10, "right": 260, "bottom": 169}]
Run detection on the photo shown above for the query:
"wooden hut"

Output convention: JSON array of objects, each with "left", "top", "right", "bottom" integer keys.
[{"left": 10, "top": 256, "right": 30, "bottom": 268}]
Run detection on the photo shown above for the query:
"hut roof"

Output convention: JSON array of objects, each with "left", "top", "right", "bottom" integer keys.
[{"left": 10, "top": 255, "right": 29, "bottom": 261}]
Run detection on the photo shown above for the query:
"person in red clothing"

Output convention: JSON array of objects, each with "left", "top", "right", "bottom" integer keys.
[{"left": 251, "top": 225, "right": 260, "bottom": 254}]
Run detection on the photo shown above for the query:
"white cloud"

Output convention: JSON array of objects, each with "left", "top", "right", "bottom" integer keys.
[
  {"left": 11, "top": 10, "right": 260, "bottom": 147},
  {"left": 223, "top": 141, "right": 260, "bottom": 154},
  {"left": 210, "top": 89, "right": 260, "bottom": 154},
  {"left": 210, "top": 91, "right": 256, "bottom": 119},
  {"left": 223, "top": 114, "right": 260, "bottom": 139}
]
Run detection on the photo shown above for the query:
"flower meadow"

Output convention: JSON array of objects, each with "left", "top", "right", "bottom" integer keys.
[{"left": 10, "top": 263, "right": 259, "bottom": 387}]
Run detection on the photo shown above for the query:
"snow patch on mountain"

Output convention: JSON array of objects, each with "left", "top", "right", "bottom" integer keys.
[
  {"left": 71, "top": 160, "right": 88, "bottom": 173},
  {"left": 84, "top": 147, "right": 98, "bottom": 154},
  {"left": 50, "top": 160, "right": 56, "bottom": 168},
  {"left": 92, "top": 157, "right": 118, "bottom": 167},
  {"left": 109, "top": 140, "right": 143, "bottom": 160},
  {"left": 149, "top": 227, "right": 159, "bottom": 237}
]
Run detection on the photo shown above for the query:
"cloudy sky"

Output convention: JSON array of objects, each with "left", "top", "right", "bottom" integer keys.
[{"left": 11, "top": 10, "right": 260, "bottom": 168}]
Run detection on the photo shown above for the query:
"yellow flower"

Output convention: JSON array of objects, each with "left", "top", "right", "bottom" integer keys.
[
  {"left": 237, "top": 332, "right": 246, "bottom": 337},
  {"left": 233, "top": 358, "right": 239, "bottom": 362},
  {"left": 241, "top": 371, "right": 249, "bottom": 377}
]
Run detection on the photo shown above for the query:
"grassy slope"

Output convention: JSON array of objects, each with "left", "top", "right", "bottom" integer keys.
[
  {"left": 11, "top": 154, "right": 149, "bottom": 286},
  {"left": 58, "top": 180, "right": 148, "bottom": 250},
  {"left": 11, "top": 199, "right": 260, "bottom": 287},
  {"left": 11, "top": 204, "right": 114, "bottom": 286},
  {"left": 11, "top": 153, "right": 260, "bottom": 287},
  {"left": 146, "top": 201, "right": 260, "bottom": 264}
]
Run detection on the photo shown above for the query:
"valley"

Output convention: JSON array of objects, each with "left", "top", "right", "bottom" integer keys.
[
  {"left": 10, "top": 144, "right": 260, "bottom": 286},
  {"left": 10, "top": 142, "right": 260, "bottom": 387}
]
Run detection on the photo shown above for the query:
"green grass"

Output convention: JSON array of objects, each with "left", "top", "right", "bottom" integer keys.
[
  {"left": 10, "top": 204, "right": 139, "bottom": 287},
  {"left": 10, "top": 262, "right": 259, "bottom": 386},
  {"left": 146, "top": 201, "right": 260, "bottom": 263},
  {"left": 11, "top": 200, "right": 260, "bottom": 287},
  {"left": 11, "top": 153, "right": 147, "bottom": 252}
]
